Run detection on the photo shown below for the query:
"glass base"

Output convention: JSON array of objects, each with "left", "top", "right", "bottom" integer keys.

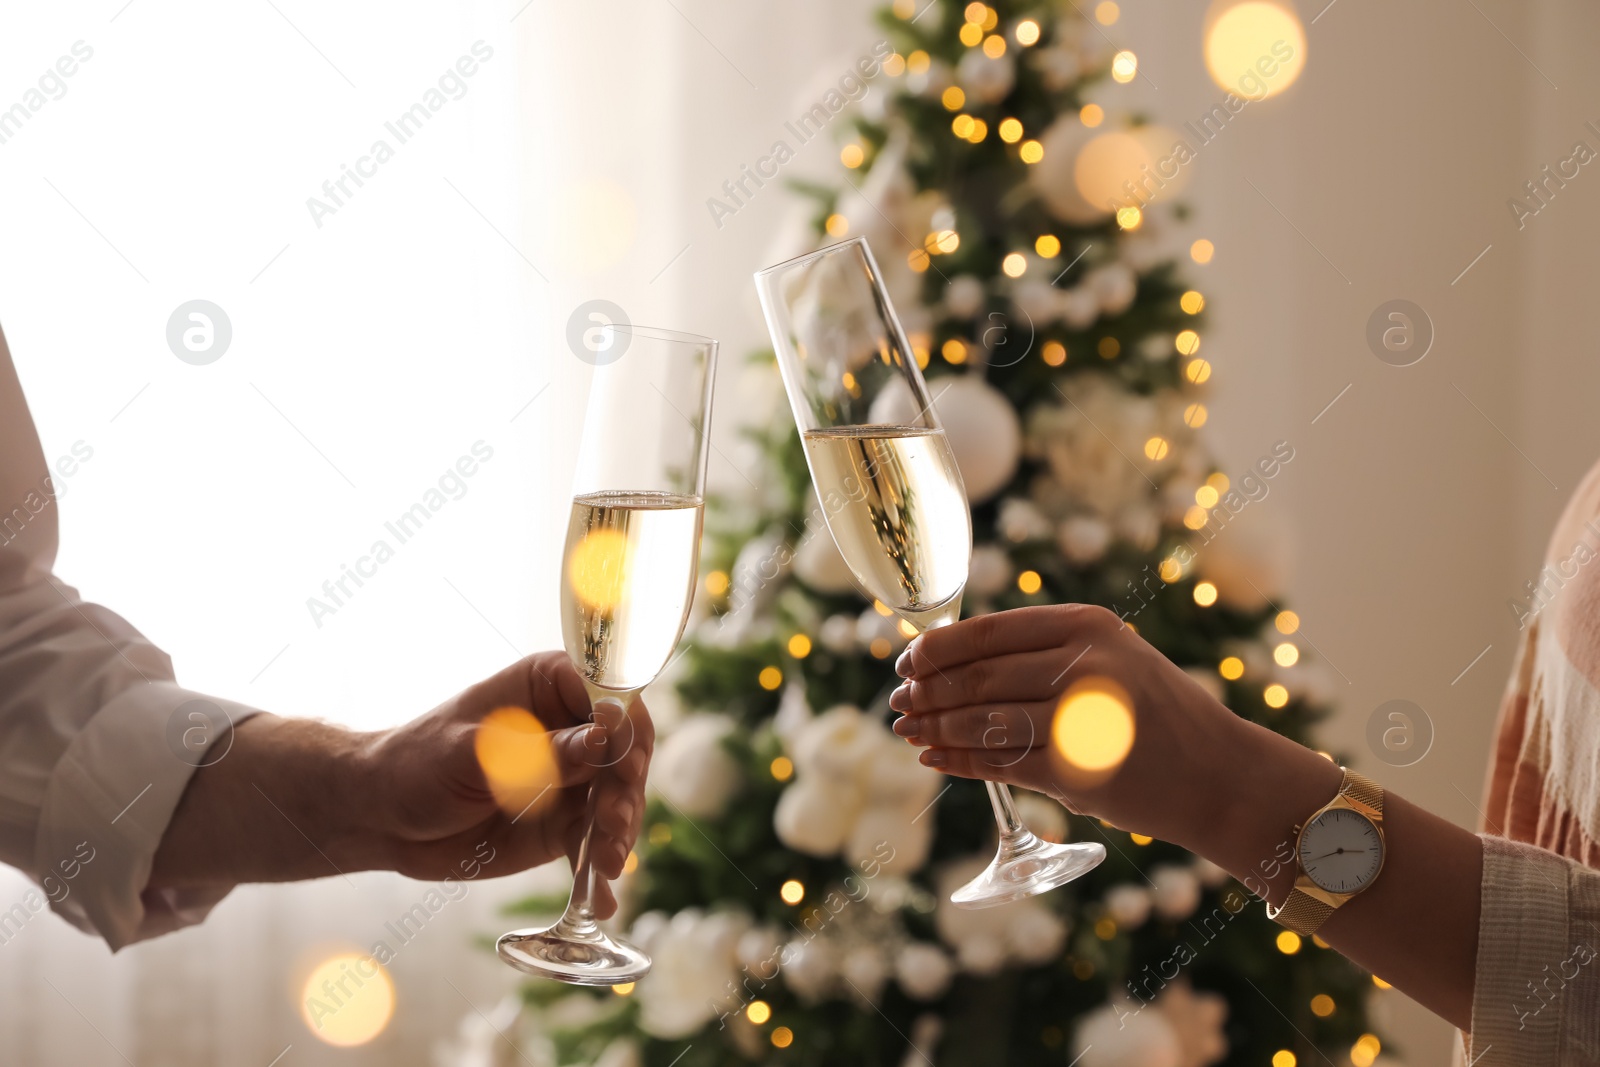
[
  {"left": 950, "top": 831, "right": 1106, "bottom": 909},
  {"left": 497, "top": 920, "right": 651, "bottom": 986}
]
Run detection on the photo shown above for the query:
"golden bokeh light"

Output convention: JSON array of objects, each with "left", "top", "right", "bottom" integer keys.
[
  {"left": 966, "top": 118, "right": 989, "bottom": 143},
  {"left": 1351, "top": 1035, "right": 1382, "bottom": 1067},
  {"left": 1274, "top": 642, "right": 1299, "bottom": 666},
  {"left": 474, "top": 706, "right": 559, "bottom": 816},
  {"left": 1018, "top": 569, "right": 1043, "bottom": 594},
  {"left": 999, "top": 117, "right": 1024, "bottom": 143},
  {"left": 1205, "top": 1, "right": 1307, "bottom": 101},
  {"left": 1015, "top": 18, "right": 1041, "bottom": 45},
  {"left": 897, "top": 618, "right": 919, "bottom": 638},
  {"left": 772, "top": 1027, "right": 795, "bottom": 1048},
  {"left": 1144, "top": 436, "right": 1169, "bottom": 461},
  {"left": 1276, "top": 609, "right": 1300, "bottom": 634},
  {"left": 1183, "top": 505, "right": 1208, "bottom": 530},
  {"left": 300, "top": 953, "right": 396, "bottom": 1048},
  {"left": 1035, "top": 234, "right": 1061, "bottom": 257},
  {"left": 1372, "top": 975, "right": 1392, "bottom": 990},
  {"left": 1079, "top": 103, "right": 1104, "bottom": 128},
  {"left": 1219, "top": 656, "right": 1245, "bottom": 680},
  {"left": 1158, "top": 557, "right": 1182, "bottom": 582},
  {"left": 1207, "top": 472, "right": 1230, "bottom": 493},
  {"left": 952, "top": 114, "right": 976, "bottom": 138},
  {"left": 1095, "top": 1, "right": 1120, "bottom": 25},
  {"left": 1272, "top": 1052, "right": 1297, "bottom": 1067},
  {"left": 623, "top": 850, "right": 638, "bottom": 873},
  {"left": 612, "top": 982, "right": 636, "bottom": 996},
  {"left": 840, "top": 144, "right": 865, "bottom": 168},
  {"left": 893, "top": 0, "right": 915, "bottom": 16},
  {"left": 1180, "top": 290, "right": 1206, "bottom": 314},
  {"left": 770, "top": 755, "right": 794, "bottom": 781},
  {"left": 1276, "top": 930, "right": 1302, "bottom": 954},
  {"left": 780, "top": 879, "right": 805, "bottom": 904},
  {"left": 1310, "top": 993, "right": 1335, "bottom": 1017},
  {"left": 873, "top": 600, "right": 894, "bottom": 616},
  {"left": 1196, "top": 485, "right": 1219, "bottom": 508},
  {"left": 908, "top": 50, "right": 931, "bottom": 74},
  {"left": 1002, "top": 252, "right": 1027, "bottom": 277},
  {"left": 1186, "top": 358, "right": 1212, "bottom": 384},
  {"left": 1264, "top": 683, "right": 1289, "bottom": 709},
  {"left": 1110, "top": 50, "right": 1138, "bottom": 83},
  {"left": 959, "top": 21, "right": 984, "bottom": 46},
  {"left": 1094, "top": 917, "right": 1117, "bottom": 939},
  {"left": 1130, "top": 833, "right": 1153, "bottom": 846},
  {"left": 788, "top": 633, "right": 812, "bottom": 658},
  {"left": 869, "top": 637, "right": 893, "bottom": 659},
  {"left": 825, "top": 213, "right": 849, "bottom": 237},
  {"left": 1098, "top": 337, "right": 1121, "bottom": 359},
  {"left": 1042, "top": 341, "right": 1067, "bottom": 366},
  {"left": 759, "top": 666, "right": 783, "bottom": 690},
  {"left": 569, "top": 528, "right": 632, "bottom": 611},
  {"left": 1116, "top": 206, "right": 1143, "bottom": 230},
  {"left": 1019, "top": 139, "right": 1044, "bottom": 163},
  {"left": 1175, "top": 329, "right": 1201, "bottom": 355},
  {"left": 747, "top": 1000, "right": 772, "bottom": 1024},
  {"left": 982, "top": 34, "right": 1007, "bottom": 58},
  {"left": 942, "top": 85, "right": 967, "bottom": 110},
  {"left": 1185, "top": 402, "right": 1208, "bottom": 428},
  {"left": 942, "top": 338, "right": 969, "bottom": 364},
  {"left": 648, "top": 822, "right": 672, "bottom": 845},
  {"left": 927, "top": 228, "right": 961, "bottom": 254},
  {"left": 964, "top": 1, "right": 987, "bottom": 22},
  {"left": 1052, "top": 678, "right": 1136, "bottom": 773},
  {"left": 705, "top": 569, "right": 730, "bottom": 596},
  {"left": 883, "top": 53, "right": 906, "bottom": 77},
  {"left": 1190, "top": 238, "right": 1215, "bottom": 264},
  {"left": 1193, "top": 581, "right": 1218, "bottom": 607},
  {"left": 908, "top": 247, "right": 931, "bottom": 272}
]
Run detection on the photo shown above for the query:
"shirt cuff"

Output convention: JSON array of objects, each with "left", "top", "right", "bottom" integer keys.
[
  {"left": 32, "top": 680, "right": 261, "bottom": 951},
  {"left": 1464, "top": 834, "right": 1572, "bottom": 1064}
]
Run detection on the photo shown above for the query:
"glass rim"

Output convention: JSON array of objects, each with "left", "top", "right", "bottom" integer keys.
[
  {"left": 753, "top": 236, "right": 872, "bottom": 279},
  {"left": 600, "top": 323, "right": 718, "bottom": 348}
]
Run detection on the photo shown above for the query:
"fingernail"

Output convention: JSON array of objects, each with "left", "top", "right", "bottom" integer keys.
[
  {"left": 888, "top": 684, "right": 912, "bottom": 712},
  {"left": 921, "top": 750, "right": 948, "bottom": 768},
  {"left": 895, "top": 647, "right": 915, "bottom": 678},
  {"left": 893, "top": 715, "right": 921, "bottom": 741}
]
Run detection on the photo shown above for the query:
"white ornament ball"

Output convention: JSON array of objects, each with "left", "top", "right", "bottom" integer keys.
[
  {"left": 651, "top": 715, "right": 743, "bottom": 819},
  {"left": 737, "top": 925, "right": 786, "bottom": 974},
  {"left": 1194, "top": 858, "right": 1232, "bottom": 889},
  {"left": 820, "top": 613, "right": 858, "bottom": 653},
  {"left": 1030, "top": 117, "right": 1107, "bottom": 223},
  {"left": 1089, "top": 263, "right": 1138, "bottom": 317},
  {"left": 1150, "top": 864, "right": 1202, "bottom": 921},
  {"left": 1075, "top": 1000, "right": 1182, "bottom": 1067},
  {"left": 956, "top": 49, "right": 1015, "bottom": 104},
  {"left": 998, "top": 497, "right": 1053, "bottom": 543},
  {"left": 1007, "top": 906, "right": 1068, "bottom": 965},
  {"left": 968, "top": 544, "right": 1015, "bottom": 598},
  {"left": 781, "top": 937, "right": 837, "bottom": 1003},
  {"left": 1058, "top": 286, "right": 1101, "bottom": 330},
  {"left": 1011, "top": 279, "right": 1061, "bottom": 324},
  {"left": 1014, "top": 791, "right": 1068, "bottom": 842},
  {"left": 841, "top": 944, "right": 891, "bottom": 1007},
  {"left": 847, "top": 806, "right": 932, "bottom": 878},
  {"left": 793, "top": 523, "right": 858, "bottom": 594},
  {"left": 956, "top": 934, "right": 1006, "bottom": 976},
  {"left": 594, "top": 1039, "right": 642, "bottom": 1067},
  {"left": 1058, "top": 514, "right": 1112, "bottom": 565},
  {"left": 933, "top": 376, "right": 1022, "bottom": 503},
  {"left": 774, "top": 778, "right": 857, "bottom": 857},
  {"left": 1104, "top": 885, "right": 1153, "bottom": 929},
  {"left": 945, "top": 275, "right": 987, "bottom": 319},
  {"left": 867, "top": 374, "right": 919, "bottom": 425},
  {"left": 895, "top": 942, "right": 955, "bottom": 1001}
]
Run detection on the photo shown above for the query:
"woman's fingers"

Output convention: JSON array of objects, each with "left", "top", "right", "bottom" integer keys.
[
  {"left": 889, "top": 645, "right": 1094, "bottom": 713},
  {"left": 893, "top": 700, "right": 1056, "bottom": 750},
  {"left": 896, "top": 604, "right": 1117, "bottom": 678},
  {"left": 917, "top": 743, "right": 1062, "bottom": 796}
]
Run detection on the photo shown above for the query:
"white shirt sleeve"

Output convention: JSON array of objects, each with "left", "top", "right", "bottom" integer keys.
[{"left": 0, "top": 333, "right": 260, "bottom": 950}]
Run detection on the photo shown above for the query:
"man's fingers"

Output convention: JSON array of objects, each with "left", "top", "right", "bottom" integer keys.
[
  {"left": 893, "top": 700, "right": 1056, "bottom": 750},
  {"left": 895, "top": 604, "right": 1114, "bottom": 678},
  {"left": 547, "top": 722, "right": 610, "bottom": 788}
]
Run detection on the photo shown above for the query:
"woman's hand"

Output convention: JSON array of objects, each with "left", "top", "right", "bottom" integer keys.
[{"left": 888, "top": 604, "right": 1338, "bottom": 860}]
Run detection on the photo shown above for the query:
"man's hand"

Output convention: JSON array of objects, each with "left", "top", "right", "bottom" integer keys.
[{"left": 150, "top": 652, "right": 653, "bottom": 920}]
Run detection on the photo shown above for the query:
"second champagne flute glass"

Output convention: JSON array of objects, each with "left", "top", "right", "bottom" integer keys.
[
  {"left": 497, "top": 324, "right": 717, "bottom": 983},
  {"left": 755, "top": 237, "right": 1104, "bottom": 908}
]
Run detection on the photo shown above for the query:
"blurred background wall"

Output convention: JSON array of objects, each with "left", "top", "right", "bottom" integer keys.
[{"left": 1, "top": 0, "right": 1594, "bottom": 1064}]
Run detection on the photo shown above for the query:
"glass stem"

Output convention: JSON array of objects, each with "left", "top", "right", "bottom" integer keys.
[
  {"left": 986, "top": 781, "right": 1029, "bottom": 845},
  {"left": 558, "top": 692, "right": 633, "bottom": 936}
]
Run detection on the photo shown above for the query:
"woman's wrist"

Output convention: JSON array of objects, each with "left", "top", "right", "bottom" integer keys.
[{"left": 1185, "top": 713, "right": 1344, "bottom": 906}]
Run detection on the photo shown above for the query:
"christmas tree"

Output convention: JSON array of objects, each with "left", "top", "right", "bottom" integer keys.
[{"left": 453, "top": 2, "right": 1388, "bottom": 1065}]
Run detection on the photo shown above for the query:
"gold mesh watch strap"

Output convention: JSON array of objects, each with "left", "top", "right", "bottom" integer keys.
[
  {"left": 1341, "top": 769, "right": 1384, "bottom": 816},
  {"left": 1266, "top": 767, "right": 1385, "bottom": 937},
  {"left": 1270, "top": 891, "right": 1335, "bottom": 937}
]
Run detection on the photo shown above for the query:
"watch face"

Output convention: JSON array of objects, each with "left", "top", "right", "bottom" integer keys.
[{"left": 1298, "top": 808, "right": 1383, "bottom": 894}]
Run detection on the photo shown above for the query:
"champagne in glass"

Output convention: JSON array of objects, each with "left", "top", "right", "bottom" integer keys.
[
  {"left": 498, "top": 325, "right": 717, "bottom": 983},
  {"left": 756, "top": 237, "right": 1104, "bottom": 908}
]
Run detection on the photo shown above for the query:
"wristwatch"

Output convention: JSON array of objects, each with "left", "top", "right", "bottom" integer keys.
[{"left": 1267, "top": 767, "right": 1386, "bottom": 937}]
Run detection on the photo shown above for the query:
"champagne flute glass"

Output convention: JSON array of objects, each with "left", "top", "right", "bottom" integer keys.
[
  {"left": 497, "top": 324, "right": 717, "bottom": 982},
  {"left": 754, "top": 237, "right": 1104, "bottom": 908}
]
